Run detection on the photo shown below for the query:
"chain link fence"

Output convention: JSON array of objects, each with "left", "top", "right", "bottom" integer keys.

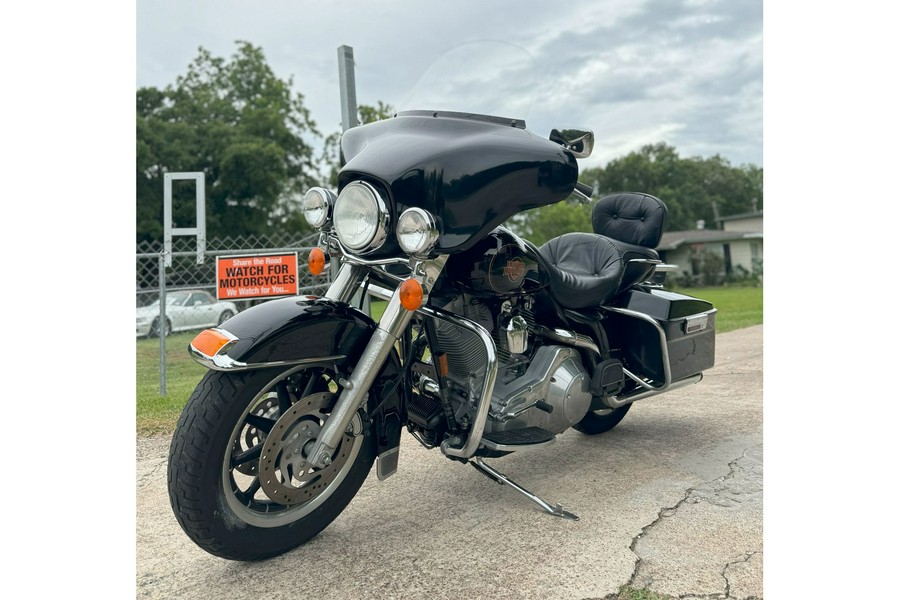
[
  {"left": 137, "top": 231, "right": 331, "bottom": 395},
  {"left": 136, "top": 231, "right": 328, "bottom": 317}
]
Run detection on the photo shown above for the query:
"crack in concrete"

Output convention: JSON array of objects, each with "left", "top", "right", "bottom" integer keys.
[
  {"left": 722, "top": 551, "right": 758, "bottom": 600},
  {"left": 137, "top": 459, "right": 167, "bottom": 490},
  {"left": 619, "top": 444, "right": 762, "bottom": 598}
]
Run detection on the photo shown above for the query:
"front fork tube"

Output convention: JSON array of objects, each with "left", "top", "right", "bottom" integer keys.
[
  {"left": 307, "top": 259, "right": 438, "bottom": 469},
  {"left": 324, "top": 263, "right": 367, "bottom": 305}
]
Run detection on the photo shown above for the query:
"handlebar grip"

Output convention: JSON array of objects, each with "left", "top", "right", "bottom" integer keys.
[{"left": 574, "top": 181, "right": 593, "bottom": 198}]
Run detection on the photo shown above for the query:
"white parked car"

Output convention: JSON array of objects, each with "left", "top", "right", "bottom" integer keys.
[{"left": 136, "top": 289, "right": 239, "bottom": 337}]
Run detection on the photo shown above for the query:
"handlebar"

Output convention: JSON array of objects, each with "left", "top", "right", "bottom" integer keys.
[
  {"left": 571, "top": 181, "right": 594, "bottom": 204},
  {"left": 575, "top": 181, "right": 593, "bottom": 197}
]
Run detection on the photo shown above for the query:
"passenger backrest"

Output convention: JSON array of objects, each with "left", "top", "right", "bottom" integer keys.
[{"left": 591, "top": 192, "right": 667, "bottom": 249}]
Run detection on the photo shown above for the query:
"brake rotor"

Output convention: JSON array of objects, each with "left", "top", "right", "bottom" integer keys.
[
  {"left": 232, "top": 396, "right": 279, "bottom": 476},
  {"left": 258, "top": 392, "right": 357, "bottom": 506}
]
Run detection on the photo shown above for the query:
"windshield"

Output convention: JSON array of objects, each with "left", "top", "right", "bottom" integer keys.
[
  {"left": 397, "top": 41, "right": 537, "bottom": 125},
  {"left": 150, "top": 291, "right": 189, "bottom": 306}
]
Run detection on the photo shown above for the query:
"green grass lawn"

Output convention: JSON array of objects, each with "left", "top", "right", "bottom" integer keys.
[
  {"left": 675, "top": 286, "right": 763, "bottom": 333},
  {"left": 136, "top": 332, "right": 208, "bottom": 435},
  {"left": 136, "top": 287, "right": 761, "bottom": 435}
]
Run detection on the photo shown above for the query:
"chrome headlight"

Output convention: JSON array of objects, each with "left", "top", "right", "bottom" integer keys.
[
  {"left": 396, "top": 208, "right": 439, "bottom": 256},
  {"left": 333, "top": 181, "right": 389, "bottom": 253},
  {"left": 301, "top": 187, "right": 336, "bottom": 229}
]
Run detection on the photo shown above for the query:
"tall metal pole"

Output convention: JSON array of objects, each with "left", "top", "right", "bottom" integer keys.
[
  {"left": 338, "top": 45, "right": 359, "bottom": 133},
  {"left": 158, "top": 254, "right": 167, "bottom": 396},
  {"left": 336, "top": 45, "right": 370, "bottom": 314}
]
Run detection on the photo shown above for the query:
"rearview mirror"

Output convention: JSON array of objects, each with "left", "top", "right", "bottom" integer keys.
[{"left": 549, "top": 128, "right": 594, "bottom": 159}]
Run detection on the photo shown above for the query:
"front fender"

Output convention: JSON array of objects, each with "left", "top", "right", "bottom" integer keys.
[
  {"left": 190, "top": 296, "right": 376, "bottom": 370},
  {"left": 189, "top": 295, "right": 406, "bottom": 462}
]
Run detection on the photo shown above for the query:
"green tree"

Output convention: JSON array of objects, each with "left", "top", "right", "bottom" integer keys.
[
  {"left": 136, "top": 42, "right": 319, "bottom": 242},
  {"left": 512, "top": 200, "right": 592, "bottom": 247},
  {"left": 581, "top": 143, "right": 763, "bottom": 232},
  {"left": 516, "top": 143, "right": 763, "bottom": 246}
]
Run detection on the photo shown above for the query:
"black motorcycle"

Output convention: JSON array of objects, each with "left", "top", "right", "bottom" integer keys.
[{"left": 167, "top": 110, "right": 716, "bottom": 561}]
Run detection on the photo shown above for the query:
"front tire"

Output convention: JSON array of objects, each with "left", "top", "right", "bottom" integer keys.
[{"left": 167, "top": 363, "right": 375, "bottom": 560}]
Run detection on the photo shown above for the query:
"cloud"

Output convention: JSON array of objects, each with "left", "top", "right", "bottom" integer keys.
[{"left": 137, "top": 0, "right": 762, "bottom": 169}]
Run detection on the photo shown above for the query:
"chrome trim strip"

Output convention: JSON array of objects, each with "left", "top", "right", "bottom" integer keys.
[
  {"left": 189, "top": 345, "right": 347, "bottom": 372},
  {"left": 480, "top": 437, "right": 556, "bottom": 452},
  {"left": 653, "top": 263, "right": 679, "bottom": 272},
  {"left": 188, "top": 327, "right": 349, "bottom": 372}
]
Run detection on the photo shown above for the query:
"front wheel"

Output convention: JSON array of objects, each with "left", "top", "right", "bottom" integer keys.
[
  {"left": 167, "top": 362, "right": 375, "bottom": 560},
  {"left": 573, "top": 403, "right": 632, "bottom": 435}
]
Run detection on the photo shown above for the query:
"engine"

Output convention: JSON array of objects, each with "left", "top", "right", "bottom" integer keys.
[{"left": 408, "top": 292, "right": 592, "bottom": 446}]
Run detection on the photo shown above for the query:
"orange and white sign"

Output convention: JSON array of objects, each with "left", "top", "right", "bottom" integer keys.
[{"left": 216, "top": 253, "right": 299, "bottom": 300}]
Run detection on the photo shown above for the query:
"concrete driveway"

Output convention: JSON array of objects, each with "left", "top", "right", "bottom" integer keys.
[{"left": 137, "top": 324, "right": 763, "bottom": 599}]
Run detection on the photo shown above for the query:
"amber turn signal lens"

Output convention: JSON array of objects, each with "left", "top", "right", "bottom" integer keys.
[
  {"left": 399, "top": 278, "right": 423, "bottom": 311},
  {"left": 435, "top": 352, "right": 449, "bottom": 377},
  {"left": 192, "top": 329, "right": 233, "bottom": 357},
  {"left": 308, "top": 247, "right": 326, "bottom": 276}
]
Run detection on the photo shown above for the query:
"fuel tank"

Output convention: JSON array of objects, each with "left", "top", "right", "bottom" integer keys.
[
  {"left": 444, "top": 227, "right": 548, "bottom": 296},
  {"left": 339, "top": 111, "right": 578, "bottom": 255}
]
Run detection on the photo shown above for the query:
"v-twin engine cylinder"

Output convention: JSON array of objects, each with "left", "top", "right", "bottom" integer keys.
[{"left": 429, "top": 294, "right": 592, "bottom": 437}]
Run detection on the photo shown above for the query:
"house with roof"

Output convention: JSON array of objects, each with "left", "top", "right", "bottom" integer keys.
[{"left": 658, "top": 210, "right": 763, "bottom": 284}]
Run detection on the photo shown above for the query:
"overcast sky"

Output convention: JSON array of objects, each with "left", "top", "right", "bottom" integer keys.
[{"left": 136, "top": 0, "right": 762, "bottom": 171}]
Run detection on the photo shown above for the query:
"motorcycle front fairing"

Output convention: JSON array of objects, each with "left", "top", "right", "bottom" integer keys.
[{"left": 339, "top": 111, "right": 579, "bottom": 255}]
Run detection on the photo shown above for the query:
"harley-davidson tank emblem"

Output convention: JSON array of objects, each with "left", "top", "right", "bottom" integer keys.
[{"left": 503, "top": 257, "right": 526, "bottom": 282}]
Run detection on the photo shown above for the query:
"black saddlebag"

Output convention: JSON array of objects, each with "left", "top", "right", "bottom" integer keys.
[{"left": 604, "top": 289, "right": 716, "bottom": 384}]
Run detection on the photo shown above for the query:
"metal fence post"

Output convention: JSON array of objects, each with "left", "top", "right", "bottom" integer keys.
[
  {"left": 137, "top": 232, "right": 326, "bottom": 399},
  {"left": 158, "top": 253, "right": 167, "bottom": 396}
]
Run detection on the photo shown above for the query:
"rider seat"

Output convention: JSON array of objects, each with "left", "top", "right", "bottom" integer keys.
[{"left": 537, "top": 192, "right": 667, "bottom": 309}]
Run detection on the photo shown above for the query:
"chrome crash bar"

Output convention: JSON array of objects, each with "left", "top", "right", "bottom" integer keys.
[{"left": 366, "top": 282, "right": 498, "bottom": 460}]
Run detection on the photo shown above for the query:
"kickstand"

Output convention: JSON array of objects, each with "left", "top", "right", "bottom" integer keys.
[{"left": 471, "top": 457, "right": 579, "bottom": 521}]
